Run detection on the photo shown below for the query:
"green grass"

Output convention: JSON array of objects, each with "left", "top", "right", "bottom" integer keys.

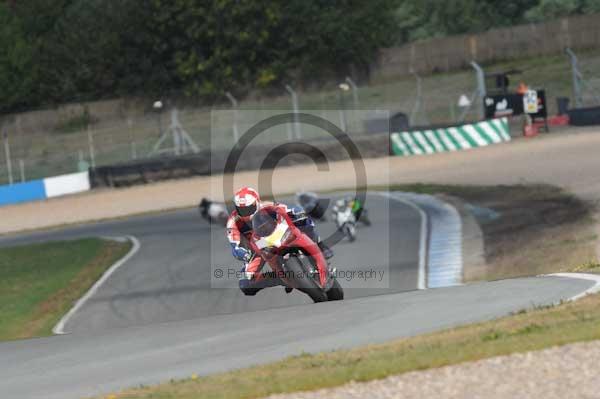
[
  {"left": 0, "top": 238, "right": 131, "bottom": 340},
  {"left": 99, "top": 291, "right": 600, "bottom": 399}
]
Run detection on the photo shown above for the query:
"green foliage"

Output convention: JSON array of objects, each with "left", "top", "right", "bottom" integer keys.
[
  {"left": 1, "top": 0, "right": 599, "bottom": 112},
  {"left": 525, "top": 0, "right": 600, "bottom": 21},
  {"left": 395, "top": 0, "right": 540, "bottom": 42},
  {"left": 0, "top": 3, "right": 35, "bottom": 111}
]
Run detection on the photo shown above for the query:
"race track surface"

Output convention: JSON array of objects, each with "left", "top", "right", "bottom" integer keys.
[
  {"left": 0, "top": 276, "right": 593, "bottom": 399},
  {"left": 0, "top": 192, "right": 596, "bottom": 399},
  {"left": 0, "top": 194, "right": 419, "bottom": 333}
]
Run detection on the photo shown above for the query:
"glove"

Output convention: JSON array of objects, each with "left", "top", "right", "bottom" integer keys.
[{"left": 232, "top": 245, "right": 252, "bottom": 262}]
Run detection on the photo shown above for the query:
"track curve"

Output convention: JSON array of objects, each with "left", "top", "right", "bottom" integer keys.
[{"left": 0, "top": 192, "right": 596, "bottom": 399}]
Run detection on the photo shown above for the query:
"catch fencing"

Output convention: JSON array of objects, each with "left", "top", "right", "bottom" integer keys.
[
  {"left": 1, "top": 17, "right": 600, "bottom": 186},
  {"left": 375, "top": 13, "right": 600, "bottom": 79}
]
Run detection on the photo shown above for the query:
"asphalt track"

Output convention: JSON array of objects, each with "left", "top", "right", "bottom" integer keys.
[{"left": 0, "top": 193, "right": 596, "bottom": 399}]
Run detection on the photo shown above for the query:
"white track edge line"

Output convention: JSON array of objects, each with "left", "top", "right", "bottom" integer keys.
[
  {"left": 378, "top": 192, "right": 428, "bottom": 290},
  {"left": 547, "top": 272, "right": 600, "bottom": 302},
  {"left": 52, "top": 235, "right": 141, "bottom": 335}
]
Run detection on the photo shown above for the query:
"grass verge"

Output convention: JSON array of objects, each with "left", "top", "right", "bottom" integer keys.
[
  {"left": 99, "top": 290, "right": 600, "bottom": 399},
  {"left": 0, "top": 238, "right": 131, "bottom": 340}
]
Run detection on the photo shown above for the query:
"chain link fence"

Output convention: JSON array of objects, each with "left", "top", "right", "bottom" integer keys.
[{"left": 1, "top": 48, "right": 600, "bottom": 186}]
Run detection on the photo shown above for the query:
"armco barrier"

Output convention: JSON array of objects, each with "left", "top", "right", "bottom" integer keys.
[
  {"left": 0, "top": 171, "right": 90, "bottom": 207},
  {"left": 390, "top": 118, "right": 510, "bottom": 157}
]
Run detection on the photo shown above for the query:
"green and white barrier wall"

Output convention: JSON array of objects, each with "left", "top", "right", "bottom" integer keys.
[{"left": 390, "top": 118, "right": 511, "bottom": 156}]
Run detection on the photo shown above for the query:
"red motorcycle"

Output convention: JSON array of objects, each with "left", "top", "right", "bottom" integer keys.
[{"left": 250, "top": 206, "right": 344, "bottom": 303}]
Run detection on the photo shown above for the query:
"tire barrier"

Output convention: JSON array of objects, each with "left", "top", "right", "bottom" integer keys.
[
  {"left": 89, "top": 134, "right": 392, "bottom": 188},
  {"left": 390, "top": 118, "right": 511, "bottom": 157},
  {"left": 0, "top": 171, "right": 90, "bottom": 207},
  {"left": 568, "top": 106, "right": 600, "bottom": 126}
]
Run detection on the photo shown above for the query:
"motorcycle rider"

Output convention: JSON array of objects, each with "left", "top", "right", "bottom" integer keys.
[{"left": 226, "top": 186, "right": 333, "bottom": 296}]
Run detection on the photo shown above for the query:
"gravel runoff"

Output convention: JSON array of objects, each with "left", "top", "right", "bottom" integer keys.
[{"left": 267, "top": 340, "right": 600, "bottom": 399}]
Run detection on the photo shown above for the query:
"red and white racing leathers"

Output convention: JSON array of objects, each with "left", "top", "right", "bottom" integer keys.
[{"left": 226, "top": 202, "right": 320, "bottom": 295}]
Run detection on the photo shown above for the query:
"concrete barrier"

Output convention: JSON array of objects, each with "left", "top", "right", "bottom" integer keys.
[
  {"left": 0, "top": 180, "right": 47, "bottom": 206},
  {"left": 390, "top": 118, "right": 511, "bottom": 157},
  {"left": 44, "top": 171, "right": 91, "bottom": 198}
]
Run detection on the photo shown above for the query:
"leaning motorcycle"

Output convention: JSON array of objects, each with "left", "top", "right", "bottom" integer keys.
[
  {"left": 250, "top": 207, "right": 343, "bottom": 303},
  {"left": 332, "top": 199, "right": 357, "bottom": 242},
  {"left": 296, "top": 191, "right": 328, "bottom": 221}
]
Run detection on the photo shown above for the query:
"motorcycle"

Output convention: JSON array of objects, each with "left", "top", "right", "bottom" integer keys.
[
  {"left": 198, "top": 198, "right": 228, "bottom": 226},
  {"left": 295, "top": 191, "right": 328, "bottom": 221},
  {"left": 332, "top": 199, "right": 357, "bottom": 242},
  {"left": 250, "top": 206, "right": 344, "bottom": 303}
]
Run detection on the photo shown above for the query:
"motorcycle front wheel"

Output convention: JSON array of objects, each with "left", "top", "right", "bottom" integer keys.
[
  {"left": 284, "top": 254, "right": 328, "bottom": 303},
  {"left": 326, "top": 278, "right": 344, "bottom": 301}
]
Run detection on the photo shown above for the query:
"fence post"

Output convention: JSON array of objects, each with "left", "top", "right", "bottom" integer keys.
[
  {"left": 345, "top": 77, "right": 360, "bottom": 108},
  {"left": 87, "top": 125, "right": 96, "bottom": 168},
  {"left": 338, "top": 84, "right": 350, "bottom": 133},
  {"left": 470, "top": 61, "right": 487, "bottom": 120},
  {"left": 410, "top": 71, "right": 424, "bottom": 126},
  {"left": 285, "top": 84, "right": 301, "bottom": 139},
  {"left": 566, "top": 48, "right": 584, "bottom": 108},
  {"left": 127, "top": 118, "right": 137, "bottom": 160},
  {"left": 225, "top": 92, "right": 240, "bottom": 143},
  {"left": 19, "top": 159, "right": 25, "bottom": 182},
  {"left": 3, "top": 131, "right": 13, "bottom": 185}
]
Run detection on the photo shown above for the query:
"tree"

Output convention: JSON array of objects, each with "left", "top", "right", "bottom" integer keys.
[{"left": 0, "top": 3, "right": 35, "bottom": 112}]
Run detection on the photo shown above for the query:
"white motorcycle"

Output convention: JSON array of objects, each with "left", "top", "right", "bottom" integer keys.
[
  {"left": 198, "top": 198, "right": 228, "bottom": 226},
  {"left": 332, "top": 199, "right": 357, "bottom": 242}
]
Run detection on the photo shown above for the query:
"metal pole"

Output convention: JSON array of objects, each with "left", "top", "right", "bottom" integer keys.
[
  {"left": 566, "top": 48, "right": 583, "bottom": 108},
  {"left": 345, "top": 77, "right": 360, "bottom": 131},
  {"left": 285, "top": 84, "right": 301, "bottom": 139},
  {"left": 87, "top": 125, "right": 96, "bottom": 168},
  {"left": 3, "top": 131, "right": 13, "bottom": 185},
  {"left": 338, "top": 91, "right": 347, "bottom": 132},
  {"left": 345, "top": 77, "right": 360, "bottom": 108},
  {"left": 410, "top": 71, "right": 423, "bottom": 126},
  {"left": 19, "top": 159, "right": 25, "bottom": 182},
  {"left": 225, "top": 91, "right": 240, "bottom": 142},
  {"left": 127, "top": 117, "right": 137, "bottom": 160},
  {"left": 470, "top": 61, "right": 487, "bottom": 120}
]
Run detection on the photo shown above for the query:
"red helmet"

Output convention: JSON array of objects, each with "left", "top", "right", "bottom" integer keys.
[{"left": 234, "top": 186, "right": 261, "bottom": 219}]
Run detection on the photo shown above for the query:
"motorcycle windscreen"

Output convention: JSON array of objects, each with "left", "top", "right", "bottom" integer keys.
[{"left": 252, "top": 209, "right": 278, "bottom": 237}]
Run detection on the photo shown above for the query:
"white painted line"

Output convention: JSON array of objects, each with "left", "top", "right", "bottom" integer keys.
[
  {"left": 379, "top": 192, "right": 428, "bottom": 290},
  {"left": 548, "top": 273, "right": 600, "bottom": 302},
  {"left": 52, "top": 235, "right": 141, "bottom": 335}
]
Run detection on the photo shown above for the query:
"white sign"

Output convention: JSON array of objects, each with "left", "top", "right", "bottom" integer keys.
[
  {"left": 458, "top": 95, "right": 471, "bottom": 107},
  {"left": 523, "top": 90, "right": 539, "bottom": 114}
]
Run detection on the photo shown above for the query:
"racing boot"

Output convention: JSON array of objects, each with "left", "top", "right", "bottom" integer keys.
[{"left": 318, "top": 241, "right": 334, "bottom": 259}]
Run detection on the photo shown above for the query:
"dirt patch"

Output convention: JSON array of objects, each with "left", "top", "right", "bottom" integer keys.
[{"left": 395, "top": 184, "right": 598, "bottom": 281}]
